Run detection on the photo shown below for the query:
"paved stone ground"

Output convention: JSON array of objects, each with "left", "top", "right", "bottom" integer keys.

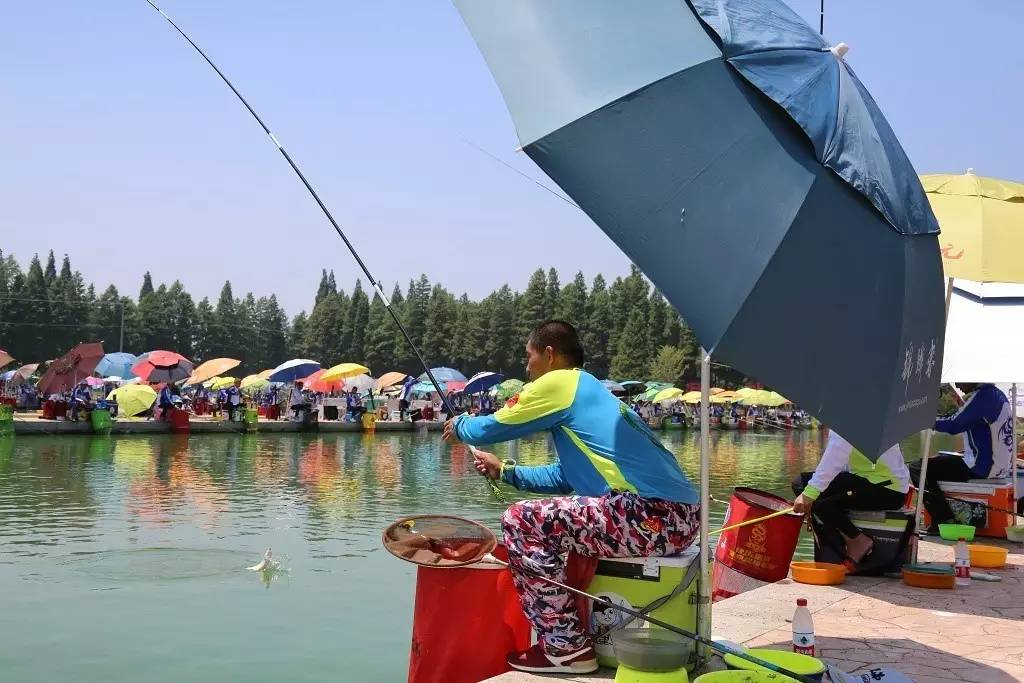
[{"left": 485, "top": 537, "right": 1024, "bottom": 682}]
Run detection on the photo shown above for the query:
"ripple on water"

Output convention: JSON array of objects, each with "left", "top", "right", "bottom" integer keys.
[{"left": 63, "top": 548, "right": 256, "bottom": 582}]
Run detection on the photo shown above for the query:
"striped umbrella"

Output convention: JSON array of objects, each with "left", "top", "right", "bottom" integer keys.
[{"left": 132, "top": 350, "right": 194, "bottom": 385}]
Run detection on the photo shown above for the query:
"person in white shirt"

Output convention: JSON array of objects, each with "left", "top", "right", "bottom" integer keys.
[{"left": 792, "top": 430, "right": 911, "bottom": 565}]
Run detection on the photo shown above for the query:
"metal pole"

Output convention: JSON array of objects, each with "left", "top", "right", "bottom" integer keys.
[
  {"left": 1012, "top": 383, "right": 1019, "bottom": 519},
  {"left": 819, "top": 0, "right": 824, "bottom": 34},
  {"left": 698, "top": 348, "right": 712, "bottom": 660},
  {"left": 911, "top": 277, "right": 955, "bottom": 561}
]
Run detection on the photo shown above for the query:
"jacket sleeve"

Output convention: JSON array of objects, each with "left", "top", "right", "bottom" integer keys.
[
  {"left": 934, "top": 389, "right": 998, "bottom": 435},
  {"left": 453, "top": 373, "right": 575, "bottom": 445},
  {"left": 803, "top": 432, "right": 853, "bottom": 500},
  {"left": 502, "top": 461, "right": 573, "bottom": 494}
]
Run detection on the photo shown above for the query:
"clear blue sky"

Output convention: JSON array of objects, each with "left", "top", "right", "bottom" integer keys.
[{"left": 2, "top": 1, "right": 1020, "bottom": 315}]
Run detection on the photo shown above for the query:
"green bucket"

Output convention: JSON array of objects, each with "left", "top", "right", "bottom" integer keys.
[
  {"left": 0, "top": 404, "right": 13, "bottom": 437},
  {"left": 694, "top": 671, "right": 798, "bottom": 682},
  {"left": 90, "top": 408, "right": 112, "bottom": 434},
  {"left": 244, "top": 408, "right": 259, "bottom": 431}
]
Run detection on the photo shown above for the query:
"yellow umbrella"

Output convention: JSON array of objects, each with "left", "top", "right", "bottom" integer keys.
[
  {"left": 257, "top": 369, "right": 274, "bottom": 379},
  {"left": 107, "top": 384, "right": 157, "bottom": 417},
  {"left": 682, "top": 391, "right": 703, "bottom": 404},
  {"left": 734, "top": 387, "right": 758, "bottom": 397},
  {"left": 240, "top": 374, "right": 269, "bottom": 391},
  {"left": 921, "top": 171, "right": 1024, "bottom": 283},
  {"left": 652, "top": 387, "right": 683, "bottom": 403},
  {"left": 710, "top": 390, "right": 740, "bottom": 404},
  {"left": 376, "top": 371, "right": 409, "bottom": 389},
  {"left": 320, "top": 363, "right": 371, "bottom": 383},
  {"left": 187, "top": 357, "right": 241, "bottom": 385},
  {"left": 210, "top": 376, "right": 238, "bottom": 390}
]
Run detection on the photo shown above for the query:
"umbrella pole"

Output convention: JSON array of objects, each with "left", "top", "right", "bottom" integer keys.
[
  {"left": 912, "top": 277, "right": 955, "bottom": 562},
  {"left": 697, "top": 348, "right": 712, "bottom": 662},
  {"left": 1013, "top": 383, "right": 1019, "bottom": 520}
]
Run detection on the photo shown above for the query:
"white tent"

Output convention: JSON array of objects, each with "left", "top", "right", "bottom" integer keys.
[{"left": 940, "top": 279, "right": 1023, "bottom": 508}]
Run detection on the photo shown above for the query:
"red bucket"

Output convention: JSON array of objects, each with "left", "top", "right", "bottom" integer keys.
[
  {"left": 170, "top": 408, "right": 190, "bottom": 433},
  {"left": 408, "top": 545, "right": 531, "bottom": 683},
  {"left": 714, "top": 487, "right": 803, "bottom": 587}
]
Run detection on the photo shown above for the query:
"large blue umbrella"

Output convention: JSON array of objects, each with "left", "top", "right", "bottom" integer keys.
[
  {"left": 417, "top": 367, "right": 467, "bottom": 384},
  {"left": 96, "top": 352, "right": 139, "bottom": 380},
  {"left": 463, "top": 371, "right": 504, "bottom": 395},
  {"left": 268, "top": 359, "right": 321, "bottom": 383},
  {"left": 455, "top": 0, "right": 944, "bottom": 458}
]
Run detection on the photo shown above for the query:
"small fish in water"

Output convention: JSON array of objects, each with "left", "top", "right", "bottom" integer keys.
[{"left": 248, "top": 548, "right": 274, "bottom": 572}]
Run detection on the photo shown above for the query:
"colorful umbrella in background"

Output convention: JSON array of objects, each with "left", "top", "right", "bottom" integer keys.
[
  {"left": 652, "top": 387, "right": 683, "bottom": 403},
  {"left": 600, "top": 379, "right": 625, "bottom": 394},
  {"left": 132, "top": 351, "right": 194, "bottom": 385},
  {"left": 187, "top": 357, "right": 241, "bottom": 386},
  {"left": 417, "top": 367, "right": 466, "bottom": 384},
  {"left": 617, "top": 380, "right": 647, "bottom": 396},
  {"left": 210, "top": 376, "right": 238, "bottom": 390},
  {"left": 494, "top": 379, "right": 524, "bottom": 403},
  {"left": 107, "top": 384, "right": 157, "bottom": 418},
  {"left": 376, "top": 371, "right": 409, "bottom": 390},
  {"left": 300, "top": 369, "right": 343, "bottom": 393},
  {"left": 1, "top": 363, "right": 38, "bottom": 387},
  {"left": 921, "top": 171, "right": 1024, "bottom": 283},
  {"left": 464, "top": 371, "right": 504, "bottom": 395},
  {"left": 240, "top": 374, "right": 269, "bottom": 393},
  {"left": 455, "top": 0, "right": 944, "bottom": 456},
  {"left": 682, "top": 391, "right": 703, "bottom": 404},
  {"left": 444, "top": 380, "right": 467, "bottom": 394},
  {"left": 95, "top": 352, "right": 139, "bottom": 380},
  {"left": 268, "top": 359, "right": 321, "bottom": 383},
  {"left": 257, "top": 369, "right": 274, "bottom": 380},
  {"left": 321, "top": 363, "right": 371, "bottom": 384},
  {"left": 0, "top": 349, "right": 13, "bottom": 369},
  {"left": 37, "top": 342, "right": 105, "bottom": 395},
  {"left": 85, "top": 376, "right": 105, "bottom": 388}
]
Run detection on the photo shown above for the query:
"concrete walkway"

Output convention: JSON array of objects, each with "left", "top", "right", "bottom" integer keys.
[{"left": 485, "top": 537, "right": 1024, "bottom": 682}]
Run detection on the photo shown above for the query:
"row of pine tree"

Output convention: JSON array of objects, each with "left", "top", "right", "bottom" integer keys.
[{"left": 1, "top": 249, "right": 745, "bottom": 384}]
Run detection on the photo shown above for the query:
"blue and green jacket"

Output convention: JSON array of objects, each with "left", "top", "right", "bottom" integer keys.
[{"left": 453, "top": 369, "right": 697, "bottom": 503}]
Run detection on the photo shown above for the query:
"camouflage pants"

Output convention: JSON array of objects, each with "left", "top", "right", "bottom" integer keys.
[{"left": 502, "top": 492, "right": 700, "bottom": 653}]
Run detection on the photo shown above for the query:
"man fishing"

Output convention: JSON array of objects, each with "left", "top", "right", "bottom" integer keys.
[{"left": 443, "top": 320, "right": 699, "bottom": 674}]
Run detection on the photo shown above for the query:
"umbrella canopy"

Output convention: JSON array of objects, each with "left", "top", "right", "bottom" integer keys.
[
  {"left": 456, "top": 0, "right": 944, "bottom": 457},
  {"left": 417, "top": 367, "right": 466, "bottom": 383},
  {"left": 257, "top": 369, "right": 274, "bottom": 379},
  {"left": 210, "top": 376, "right": 238, "bottom": 390},
  {"left": 37, "top": 342, "right": 105, "bottom": 395},
  {"left": 299, "top": 369, "right": 344, "bottom": 393},
  {"left": 103, "top": 376, "right": 126, "bottom": 384},
  {"left": 741, "top": 390, "right": 790, "bottom": 407},
  {"left": 187, "top": 357, "right": 241, "bottom": 386},
  {"left": 942, "top": 281, "right": 1024, "bottom": 383},
  {"left": 342, "top": 374, "right": 378, "bottom": 394},
  {"left": 268, "top": 359, "right": 321, "bottom": 383},
  {"left": 408, "top": 381, "right": 441, "bottom": 395},
  {"left": 321, "top": 363, "right": 371, "bottom": 383},
  {"left": 0, "top": 349, "right": 13, "bottom": 369},
  {"left": 464, "top": 371, "right": 504, "bottom": 395},
  {"left": 618, "top": 380, "right": 647, "bottom": 396},
  {"left": 377, "top": 371, "right": 409, "bottom": 389},
  {"left": 922, "top": 171, "right": 1024, "bottom": 283},
  {"left": 132, "top": 350, "right": 194, "bottom": 385},
  {"left": 240, "top": 374, "right": 269, "bottom": 392},
  {"left": 85, "top": 376, "right": 105, "bottom": 388},
  {"left": 107, "top": 384, "right": 157, "bottom": 418},
  {"left": 682, "top": 391, "right": 703, "bottom": 404},
  {"left": 495, "top": 379, "right": 525, "bottom": 402},
  {"left": 0, "top": 370, "right": 15, "bottom": 382},
  {"left": 600, "top": 379, "right": 625, "bottom": 394},
  {"left": 445, "top": 380, "right": 468, "bottom": 394},
  {"left": 652, "top": 387, "right": 684, "bottom": 403},
  {"left": 1, "top": 363, "right": 38, "bottom": 387},
  {"left": 734, "top": 387, "right": 759, "bottom": 398},
  {"left": 95, "top": 352, "right": 139, "bottom": 380}
]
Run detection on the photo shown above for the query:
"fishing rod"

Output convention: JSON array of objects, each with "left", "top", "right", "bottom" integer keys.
[{"left": 142, "top": 0, "right": 506, "bottom": 503}]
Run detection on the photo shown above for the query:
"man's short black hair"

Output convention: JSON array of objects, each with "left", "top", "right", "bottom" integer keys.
[{"left": 527, "top": 320, "right": 585, "bottom": 367}]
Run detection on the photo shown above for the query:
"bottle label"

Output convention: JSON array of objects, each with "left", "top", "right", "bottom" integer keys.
[
  {"left": 955, "top": 561, "right": 970, "bottom": 580},
  {"left": 793, "top": 633, "right": 815, "bottom": 656}
]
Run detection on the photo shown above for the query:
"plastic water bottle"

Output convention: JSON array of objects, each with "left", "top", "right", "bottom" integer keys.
[
  {"left": 955, "top": 538, "right": 971, "bottom": 586},
  {"left": 792, "top": 598, "right": 815, "bottom": 656}
]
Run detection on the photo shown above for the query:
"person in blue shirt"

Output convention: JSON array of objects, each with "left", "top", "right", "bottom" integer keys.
[
  {"left": 443, "top": 321, "right": 699, "bottom": 675},
  {"left": 70, "top": 381, "right": 92, "bottom": 421},
  {"left": 157, "top": 383, "right": 175, "bottom": 421},
  {"left": 912, "top": 383, "right": 1013, "bottom": 528}
]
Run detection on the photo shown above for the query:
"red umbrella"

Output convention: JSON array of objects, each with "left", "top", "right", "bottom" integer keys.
[
  {"left": 132, "top": 350, "right": 194, "bottom": 384},
  {"left": 36, "top": 342, "right": 105, "bottom": 395},
  {"left": 300, "top": 369, "right": 344, "bottom": 393},
  {"left": 0, "top": 349, "right": 12, "bottom": 369}
]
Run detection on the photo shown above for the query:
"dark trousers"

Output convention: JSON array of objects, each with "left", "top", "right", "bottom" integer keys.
[
  {"left": 909, "top": 455, "right": 973, "bottom": 525},
  {"left": 793, "top": 472, "right": 905, "bottom": 539}
]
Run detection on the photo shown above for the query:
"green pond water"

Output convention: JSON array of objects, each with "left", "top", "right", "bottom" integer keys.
[{"left": 0, "top": 430, "right": 942, "bottom": 681}]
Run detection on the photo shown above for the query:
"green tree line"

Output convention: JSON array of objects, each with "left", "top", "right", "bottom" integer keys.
[{"left": 1, "top": 249, "right": 741, "bottom": 383}]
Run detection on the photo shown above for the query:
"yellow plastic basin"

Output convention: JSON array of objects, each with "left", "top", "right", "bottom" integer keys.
[
  {"left": 968, "top": 544, "right": 1008, "bottom": 569},
  {"left": 790, "top": 561, "right": 846, "bottom": 586}
]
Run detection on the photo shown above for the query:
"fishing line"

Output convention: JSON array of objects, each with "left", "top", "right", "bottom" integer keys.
[{"left": 142, "top": 0, "right": 505, "bottom": 503}]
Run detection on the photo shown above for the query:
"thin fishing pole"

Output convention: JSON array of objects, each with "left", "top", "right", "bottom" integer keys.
[
  {"left": 460, "top": 138, "right": 582, "bottom": 212},
  {"left": 143, "top": 0, "right": 506, "bottom": 503}
]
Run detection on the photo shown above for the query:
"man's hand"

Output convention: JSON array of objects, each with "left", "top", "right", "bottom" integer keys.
[
  {"left": 792, "top": 493, "right": 812, "bottom": 515},
  {"left": 442, "top": 417, "right": 460, "bottom": 444},
  {"left": 473, "top": 449, "right": 502, "bottom": 480}
]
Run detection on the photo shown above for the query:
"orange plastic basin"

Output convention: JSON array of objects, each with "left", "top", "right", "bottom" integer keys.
[
  {"left": 968, "top": 544, "right": 1008, "bottom": 569},
  {"left": 790, "top": 561, "right": 846, "bottom": 586},
  {"left": 902, "top": 567, "right": 955, "bottom": 589}
]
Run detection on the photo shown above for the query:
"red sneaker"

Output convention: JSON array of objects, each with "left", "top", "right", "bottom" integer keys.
[{"left": 507, "top": 642, "right": 599, "bottom": 674}]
